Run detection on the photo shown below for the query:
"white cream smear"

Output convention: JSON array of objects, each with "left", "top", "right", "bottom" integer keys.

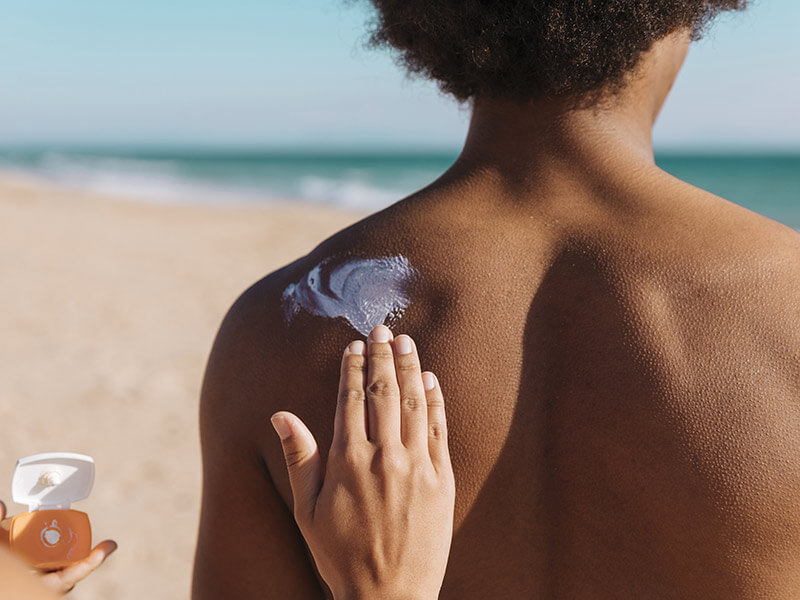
[{"left": 282, "top": 255, "right": 418, "bottom": 335}]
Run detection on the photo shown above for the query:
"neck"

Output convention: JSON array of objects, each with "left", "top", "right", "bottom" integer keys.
[
  {"left": 445, "top": 31, "right": 690, "bottom": 197},
  {"left": 459, "top": 95, "right": 657, "bottom": 173}
]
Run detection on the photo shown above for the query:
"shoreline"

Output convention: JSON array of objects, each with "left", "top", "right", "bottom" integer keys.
[
  {"left": 1, "top": 149, "right": 798, "bottom": 229},
  {"left": 0, "top": 174, "right": 365, "bottom": 599}
]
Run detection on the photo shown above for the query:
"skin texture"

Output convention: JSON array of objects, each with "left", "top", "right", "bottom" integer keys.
[
  {"left": 270, "top": 328, "right": 454, "bottom": 600},
  {"left": 193, "top": 30, "right": 800, "bottom": 599}
]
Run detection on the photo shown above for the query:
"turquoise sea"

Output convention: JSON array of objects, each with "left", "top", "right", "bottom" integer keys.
[{"left": 0, "top": 149, "right": 798, "bottom": 228}]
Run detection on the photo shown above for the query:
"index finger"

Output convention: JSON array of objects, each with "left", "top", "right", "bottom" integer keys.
[{"left": 332, "top": 340, "right": 368, "bottom": 446}]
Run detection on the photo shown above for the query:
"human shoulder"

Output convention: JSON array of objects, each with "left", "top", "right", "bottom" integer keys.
[
  {"left": 198, "top": 263, "right": 298, "bottom": 451},
  {"left": 210, "top": 208, "right": 379, "bottom": 354},
  {"left": 624, "top": 176, "right": 800, "bottom": 289},
  {"left": 621, "top": 186, "right": 800, "bottom": 377},
  {"left": 676, "top": 190, "right": 800, "bottom": 300},
  {"left": 194, "top": 255, "right": 335, "bottom": 600},
  {"left": 200, "top": 212, "right": 392, "bottom": 441}
]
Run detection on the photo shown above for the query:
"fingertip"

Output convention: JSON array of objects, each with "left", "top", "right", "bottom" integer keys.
[
  {"left": 422, "top": 371, "right": 438, "bottom": 391},
  {"left": 345, "top": 340, "right": 365, "bottom": 356},
  {"left": 369, "top": 324, "right": 393, "bottom": 343},
  {"left": 271, "top": 412, "right": 293, "bottom": 441},
  {"left": 272, "top": 412, "right": 315, "bottom": 448},
  {"left": 394, "top": 334, "right": 414, "bottom": 355},
  {"left": 95, "top": 541, "right": 117, "bottom": 566}
]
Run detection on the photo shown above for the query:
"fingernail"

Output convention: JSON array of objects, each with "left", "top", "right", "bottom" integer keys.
[
  {"left": 271, "top": 414, "right": 292, "bottom": 440},
  {"left": 394, "top": 335, "right": 412, "bottom": 355},
  {"left": 422, "top": 372, "right": 436, "bottom": 391},
  {"left": 370, "top": 325, "right": 391, "bottom": 343},
  {"left": 347, "top": 340, "right": 365, "bottom": 355}
]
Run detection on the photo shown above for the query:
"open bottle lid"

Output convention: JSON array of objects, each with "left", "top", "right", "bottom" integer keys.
[{"left": 11, "top": 452, "right": 95, "bottom": 512}]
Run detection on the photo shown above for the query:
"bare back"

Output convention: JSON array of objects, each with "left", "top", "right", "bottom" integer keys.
[{"left": 194, "top": 161, "right": 800, "bottom": 598}]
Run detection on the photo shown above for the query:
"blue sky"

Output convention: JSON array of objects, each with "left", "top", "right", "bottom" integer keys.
[{"left": 0, "top": 0, "right": 798, "bottom": 150}]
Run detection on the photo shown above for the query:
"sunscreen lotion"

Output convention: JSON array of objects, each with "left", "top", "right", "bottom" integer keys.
[{"left": 1, "top": 453, "right": 94, "bottom": 570}]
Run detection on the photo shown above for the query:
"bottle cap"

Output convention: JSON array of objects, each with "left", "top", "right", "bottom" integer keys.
[{"left": 11, "top": 453, "right": 95, "bottom": 511}]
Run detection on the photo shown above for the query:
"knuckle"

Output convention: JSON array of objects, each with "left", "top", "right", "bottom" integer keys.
[
  {"left": 426, "top": 396, "right": 445, "bottom": 409},
  {"left": 401, "top": 393, "right": 423, "bottom": 411},
  {"left": 429, "top": 422, "right": 447, "bottom": 440},
  {"left": 375, "top": 448, "right": 409, "bottom": 474},
  {"left": 395, "top": 360, "right": 420, "bottom": 374},
  {"left": 327, "top": 443, "right": 345, "bottom": 463},
  {"left": 348, "top": 446, "right": 371, "bottom": 469},
  {"left": 344, "top": 356, "right": 366, "bottom": 372},
  {"left": 338, "top": 388, "right": 365, "bottom": 406},
  {"left": 368, "top": 378, "right": 395, "bottom": 397},
  {"left": 339, "top": 444, "right": 368, "bottom": 470},
  {"left": 419, "top": 467, "right": 439, "bottom": 488},
  {"left": 329, "top": 441, "right": 367, "bottom": 471}
]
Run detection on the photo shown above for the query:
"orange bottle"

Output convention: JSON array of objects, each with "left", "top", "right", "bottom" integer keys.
[{"left": 0, "top": 453, "right": 94, "bottom": 570}]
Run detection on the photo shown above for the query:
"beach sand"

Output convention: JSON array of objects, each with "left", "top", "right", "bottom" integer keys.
[{"left": 0, "top": 174, "right": 364, "bottom": 599}]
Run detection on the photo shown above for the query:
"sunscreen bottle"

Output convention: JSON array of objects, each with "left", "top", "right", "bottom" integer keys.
[{"left": 0, "top": 453, "right": 94, "bottom": 570}]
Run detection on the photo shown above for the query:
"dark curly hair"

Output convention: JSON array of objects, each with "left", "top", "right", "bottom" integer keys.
[{"left": 365, "top": 0, "right": 747, "bottom": 102}]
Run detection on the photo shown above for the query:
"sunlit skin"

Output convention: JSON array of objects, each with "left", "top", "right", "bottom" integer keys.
[{"left": 193, "top": 29, "right": 800, "bottom": 599}]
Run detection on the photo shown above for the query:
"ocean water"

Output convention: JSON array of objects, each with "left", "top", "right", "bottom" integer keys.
[
  {"left": 0, "top": 148, "right": 797, "bottom": 228},
  {"left": 0, "top": 148, "right": 456, "bottom": 211},
  {"left": 656, "top": 154, "right": 800, "bottom": 229}
]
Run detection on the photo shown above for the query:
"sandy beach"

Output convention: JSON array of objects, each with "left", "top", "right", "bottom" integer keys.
[{"left": 0, "top": 174, "right": 364, "bottom": 599}]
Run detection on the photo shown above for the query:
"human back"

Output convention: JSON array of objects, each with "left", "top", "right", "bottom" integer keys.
[
  {"left": 193, "top": 1, "right": 800, "bottom": 598},
  {"left": 196, "top": 148, "right": 800, "bottom": 598}
]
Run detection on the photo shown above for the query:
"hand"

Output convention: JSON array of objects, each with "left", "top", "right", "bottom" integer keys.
[
  {"left": 0, "top": 500, "right": 117, "bottom": 595},
  {"left": 271, "top": 325, "right": 455, "bottom": 600}
]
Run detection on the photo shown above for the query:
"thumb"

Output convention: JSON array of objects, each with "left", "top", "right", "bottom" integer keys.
[{"left": 271, "top": 411, "right": 322, "bottom": 525}]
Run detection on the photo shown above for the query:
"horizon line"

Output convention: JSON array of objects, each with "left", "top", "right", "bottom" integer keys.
[{"left": 1, "top": 143, "right": 799, "bottom": 156}]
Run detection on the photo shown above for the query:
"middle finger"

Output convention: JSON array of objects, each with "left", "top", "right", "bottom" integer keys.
[{"left": 366, "top": 325, "right": 401, "bottom": 445}]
